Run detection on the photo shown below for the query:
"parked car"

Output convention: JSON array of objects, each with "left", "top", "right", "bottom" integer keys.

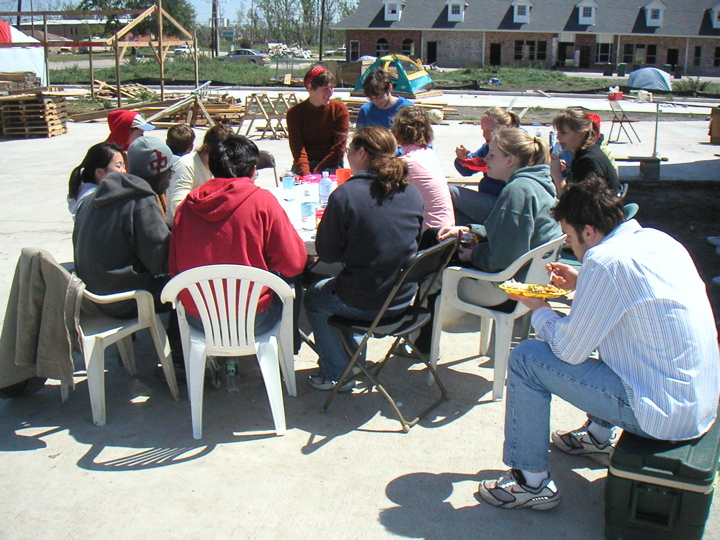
[
  {"left": 219, "top": 49, "right": 270, "bottom": 65},
  {"left": 325, "top": 45, "right": 347, "bottom": 57},
  {"left": 174, "top": 45, "right": 198, "bottom": 56}
]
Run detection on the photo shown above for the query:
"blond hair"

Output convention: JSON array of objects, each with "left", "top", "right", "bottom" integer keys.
[
  {"left": 492, "top": 127, "right": 549, "bottom": 168},
  {"left": 483, "top": 106, "right": 521, "bottom": 128}
]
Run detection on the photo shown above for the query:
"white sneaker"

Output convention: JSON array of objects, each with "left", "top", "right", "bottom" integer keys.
[
  {"left": 552, "top": 422, "right": 616, "bottom": 467},
  {"left": 478, "top": 469, "right": 562, "bottom": 510}
]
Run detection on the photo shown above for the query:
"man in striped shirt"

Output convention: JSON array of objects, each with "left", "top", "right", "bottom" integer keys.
[{"left": 478, "top": 177, "right": 720, "bottom": 511}]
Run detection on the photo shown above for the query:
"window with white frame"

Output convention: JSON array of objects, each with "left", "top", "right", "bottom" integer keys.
[
  {"left": 577, "top": 0, "right": 597, "bottom": 25},
  {"left": 514, "top": 40, "right": 547, "bottom": 61},
  {"left": 376, "top": 39, "right": 390, "bottom": 56},
  {"left": 512, "top": 1, "right": 531, "bottom": 23},
  {"left": 349, "top": 40, "right": 359, "bottom": 62},
  {"left": 402, "top": 39, "right": 414, "bottom": 56},
  {"left": 644, "top": 0, "right": 665, "bottom": 26},
  {"left": 595, "top": 43, "right": 613, "bottom": 63},
  {"left": 382, "top": 0, "right": 403, "bottom": 22},
  {"left": 447, "top": 1, "right": 465, "bottom": 22},
  {"left": 712, "top": 5, "right": 720, "bottom": 29},
  {"left": 694, "top": 46, "right": 702, "bottom": 66},
  {"left": 714, "top": 46, "right": 720, "bottom": 67}
]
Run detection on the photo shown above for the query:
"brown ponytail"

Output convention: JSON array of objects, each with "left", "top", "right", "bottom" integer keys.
[{"left": 350, "top": 126, "right": 408, "bottom": 198}]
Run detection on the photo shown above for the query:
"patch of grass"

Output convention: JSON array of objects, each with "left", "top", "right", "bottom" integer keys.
[
  {"left": 435, "top": 66, "right": 624, "bottom": 92},
  {"left": 672, "top": 76, "right": 717, "bottom": 94},
  {"left": 50, "top": 58, "right": 276, "bottom": 86}
]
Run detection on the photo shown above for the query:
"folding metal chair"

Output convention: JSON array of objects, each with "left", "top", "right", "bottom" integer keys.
[
  {"left": 608, "top": 100, "right": 641, "bottom": 143},
  {"left": 321, "top": 238, "right": 459, "bottom": 432}
]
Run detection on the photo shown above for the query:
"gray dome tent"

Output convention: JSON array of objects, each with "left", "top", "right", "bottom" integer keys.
[{"left": 627, "top": 67, "right": 672, "bottom": 91}]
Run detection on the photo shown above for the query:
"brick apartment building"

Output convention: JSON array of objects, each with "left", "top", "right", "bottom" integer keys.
[{"left": 334, "top": 0, "right": 720, "bottom": 76}]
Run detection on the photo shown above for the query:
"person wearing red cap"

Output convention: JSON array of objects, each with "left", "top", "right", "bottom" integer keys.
[
  {"left": 106, "top": 110, "right": 155, "bottom": 152},
  {"left": 286, "top": 66, "right": 349, "bottom": 176}
]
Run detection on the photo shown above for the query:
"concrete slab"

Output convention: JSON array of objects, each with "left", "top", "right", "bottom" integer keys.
[{"left": 0, "top": 112, "right": 718, "bottom": 538}]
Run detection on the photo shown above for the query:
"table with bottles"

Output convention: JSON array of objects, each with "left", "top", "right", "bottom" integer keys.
[{"left": 272, "top": 171, "right": 345, "bottom": 256}]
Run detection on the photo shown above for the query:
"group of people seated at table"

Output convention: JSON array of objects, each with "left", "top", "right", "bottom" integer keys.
[{"left": 64, "top": 66, "right": 719, "bottom": 513}]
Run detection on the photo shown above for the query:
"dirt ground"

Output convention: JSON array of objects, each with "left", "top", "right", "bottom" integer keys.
[{"left": 624, "top": 181, "right": 720, "bottom": 323}]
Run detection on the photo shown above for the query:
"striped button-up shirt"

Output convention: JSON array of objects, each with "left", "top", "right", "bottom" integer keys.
[{"left": 532, "top": 220, "right": 720, "bottom": 440}]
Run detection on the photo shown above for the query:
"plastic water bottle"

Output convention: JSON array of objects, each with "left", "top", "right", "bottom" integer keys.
[
  {"left": 301, "top": 189, "right": 315, "bottom": 231},
  {"left": 226, "top": 358, "right": 240, "bottom": 393},
  {"left": 282, "top": 168, "right": 295, "bottom": 201},
  {"left": 318, "top": 171, "right": 332, "bottom": 208},
  {"left": 549, "top": 130, "right": 557, "bottom": 148},
  {"left": 532, "top": 122, "right": 542, "bottom": 139}
]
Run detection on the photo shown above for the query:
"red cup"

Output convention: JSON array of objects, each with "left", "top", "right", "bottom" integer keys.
[
  {"left": 335, "top": 168, "right": 351, "bottom": 185},
  {"left": 315, "top": 207, "right": 325, "bottom": 227}
]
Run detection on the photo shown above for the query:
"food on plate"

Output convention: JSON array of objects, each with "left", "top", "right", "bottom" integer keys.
[{"left": 499, "top": 279, "right": 570, "bottom": 299}]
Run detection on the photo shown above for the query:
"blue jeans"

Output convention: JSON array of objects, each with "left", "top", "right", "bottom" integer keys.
[
  {"left": 449, "top": 185, "right": 498, "bottom": 226},
  {"left": 187, "top": 293, "right": 284, "bottom": 337},
  {"left": 304, "top": 277, "right": 405, "bottom": 380},
  {"left": 503, "top": 339, "right": 650, "bottom": 472}
]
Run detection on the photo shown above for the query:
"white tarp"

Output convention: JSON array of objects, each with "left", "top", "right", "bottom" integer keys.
[
  {"left": 627, "top": 67, "right": 672, "bottom": 91},
  {"left": 0, "top": 20, "right": 47, "bottom": 86}
]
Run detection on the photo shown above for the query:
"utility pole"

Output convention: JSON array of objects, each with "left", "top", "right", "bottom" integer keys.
[
  {"left": 211, "top": 0, "right": 218, "bottom": 57},
  {"left": 318, "top": 0, "right": 325, "bottom": 60}
]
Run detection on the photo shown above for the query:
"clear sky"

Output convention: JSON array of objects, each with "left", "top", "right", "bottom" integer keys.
[{"left": 190, "top": 0, "right": 245, "bottom": 28}]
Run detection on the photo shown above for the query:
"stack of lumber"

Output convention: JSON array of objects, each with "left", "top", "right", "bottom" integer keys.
[
  {"left": 0, "top": 72, "right": 42, "bottom": 94},
  {"left": 138, "top": 94, "right": 246, "bottom": 128},
  {"left": 0, "top": 94, "right": 67, "bottom": 138},
  {"left": 341, "top": 96, "right": 458, "bottom": 123},
  {"left": 94, "top": 80, "right": 157, "bottom": 100}
]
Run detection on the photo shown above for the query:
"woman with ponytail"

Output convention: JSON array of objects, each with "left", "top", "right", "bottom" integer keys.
[
  {"left": 67, "top": 141, "right": 125, "bottom": 219},
  {"left": 551, "top": 107, "right": 619, "bottom": 194},
  {"left": 304, "top": 126, "right": 424, "bottom": 391},
  {"left": 438, "top": 128, "right": 562, "bottom": 307}
]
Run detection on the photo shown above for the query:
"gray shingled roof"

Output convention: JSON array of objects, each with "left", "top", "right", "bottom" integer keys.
[{"left": 334, "top": 0, "right": 720, "bottom": 37}]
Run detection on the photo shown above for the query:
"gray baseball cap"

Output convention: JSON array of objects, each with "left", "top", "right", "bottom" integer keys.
[{"left": 127, "top": 137, "right": 179, "bottom": 178}]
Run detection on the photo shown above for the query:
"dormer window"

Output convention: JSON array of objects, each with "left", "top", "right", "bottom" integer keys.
[
  {"left": 711, "top": 3, "right": 720, "bottom": 29},
  {"left": 644, "top": 0, "right": 666, "bottom": 27},
  {"left": 512, "top": 0, "right": 532, "bottom": 23},
  {"left": 446, "top": 0, "right": 467, "bottom": 22},
  {"left": 576, "top": 0, "right": 598, "bottom": 25},
  {"left": 381, "top": 0, "right": 404, "bottom": 21}
]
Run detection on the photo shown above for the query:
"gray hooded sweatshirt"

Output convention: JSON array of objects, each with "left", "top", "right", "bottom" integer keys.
[{"left": 73, "top": 171, "right": 170, "bottom": 318}]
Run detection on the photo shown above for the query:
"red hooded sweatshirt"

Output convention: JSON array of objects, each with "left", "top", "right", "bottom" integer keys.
[
  {"left": 169, "top": 176, "right": 307, "bottom": 318},
  {"left": 106, "top": 110, "right": 139, "bottom": 151}
]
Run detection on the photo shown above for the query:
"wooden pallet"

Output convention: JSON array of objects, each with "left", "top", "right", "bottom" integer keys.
[{"left": 0, "top": 95, "right": 68, "bottom": 139}]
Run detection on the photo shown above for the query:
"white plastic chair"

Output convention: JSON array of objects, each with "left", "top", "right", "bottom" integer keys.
[
  {"left": 79, "top": 289, "right": 180, "bottom": 426},
  {"left": 430, "top": 235, "right": 566, "bottom": 401},
  {"left": 160, "top": 265, "right": 295, "bottom": 439}
]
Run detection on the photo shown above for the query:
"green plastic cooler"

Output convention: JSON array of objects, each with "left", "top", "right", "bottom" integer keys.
[{"left": 605, "top": 411, "right": 720, "bottom": 540}]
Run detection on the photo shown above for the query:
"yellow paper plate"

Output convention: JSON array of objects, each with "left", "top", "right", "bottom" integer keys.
[{"left": 499, "top": 282, "right": 570, "bottom": 299}]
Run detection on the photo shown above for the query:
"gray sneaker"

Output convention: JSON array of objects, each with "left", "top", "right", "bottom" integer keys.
[
  {"left": 478, "top": 469, "right": 562, "bottom": 510},
  {"left": 552, "top": 422, "right": 616, "bottom": 466}
]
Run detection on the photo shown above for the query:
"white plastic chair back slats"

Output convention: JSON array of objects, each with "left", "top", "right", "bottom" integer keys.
[
  {"left": 161, "top": 265, "right": 295, "bottom": 439},
  {"left": 430, "top": 235, "right": 566, "bottom": 401}
]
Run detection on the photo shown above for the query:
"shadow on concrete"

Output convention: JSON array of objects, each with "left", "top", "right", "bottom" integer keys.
[
  {"left": 618, "top": 158, "right": 720, "bottom": 182},
  {"left": 379, "top": 453, "right": 608, "bottom": 539}
]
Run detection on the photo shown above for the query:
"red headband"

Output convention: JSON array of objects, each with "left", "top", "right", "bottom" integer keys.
[
  {"left": 587, "top": 113, "right": 602, "bottom": 130},
  {"left": 304, "top": 65, "right": 327, "bottom": 88}
]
